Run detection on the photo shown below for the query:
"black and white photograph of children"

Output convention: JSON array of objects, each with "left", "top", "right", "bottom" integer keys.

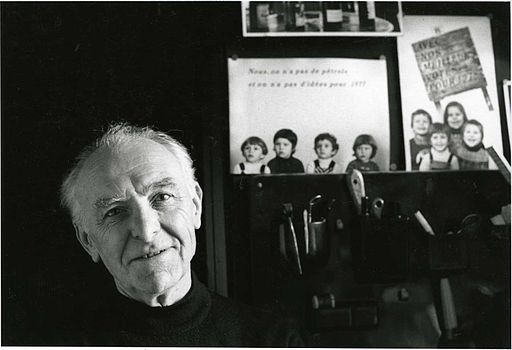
[
  {"left": 228, "top": 57, "right": 391, "bottom": 174},
  {"left": 398, "top": 16, "right": 503, "bottom": 171}
]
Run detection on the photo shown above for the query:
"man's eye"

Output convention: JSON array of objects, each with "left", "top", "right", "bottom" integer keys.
[
  {"left": 105, "top": 207, "right": 123, "bottom": 218},
  {"left": 153, "top": 193, "right": 172, "bottom": 203}
]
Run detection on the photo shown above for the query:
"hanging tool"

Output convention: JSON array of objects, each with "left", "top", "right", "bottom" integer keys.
[
  {"left": 283, "top": 203, "right": 303, "bottom": 275},
  {"left": 347, "top": 169, "right": 366, "bottom": 215},
  {"left": 303, "top": 209, "right": 309, "bottom": 254},
  {"left": 308, "top": 195, "right": 323, "bottom": 223},
  {"left": 371, "top": 197, "right": 385, "bottom": 219},
  {"left": 414, "top": 210, "right": 435, "bottom": 236}
]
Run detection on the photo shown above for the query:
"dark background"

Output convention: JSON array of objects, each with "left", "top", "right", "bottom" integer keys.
[{"left": 2, "top": 1, "right": 510, "bottom": 345}]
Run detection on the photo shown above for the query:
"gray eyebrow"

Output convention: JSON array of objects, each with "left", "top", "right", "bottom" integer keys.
[
  {"left": 142, "top": 177, "right": 178, "bottom": 195},
  {"left": 93, "top": 177, "right": 178, "bottom": 209},
  {"left": 93, "top": 196, "right": 125, "bottom": 209}
]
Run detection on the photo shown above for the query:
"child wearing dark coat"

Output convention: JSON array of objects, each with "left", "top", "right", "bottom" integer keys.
[
  {"left": 409, "top": 109, "right": 432, "bottom": 170},
  {"left": 456, "top": 119, "right": 495, "bottom": 170},
  {"left": 267, "top": 129, "right": 305, "bottom": 174},
  {"left": 443, "top": 101, "right": 468, "bottom": 155}
]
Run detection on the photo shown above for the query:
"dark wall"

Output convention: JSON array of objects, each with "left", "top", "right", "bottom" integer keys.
[
  {"left": 1, "top": 1, "right": 510, "bottom": 345},
  {"left": 1, "top": 3, "right": 223, "bottom": 344}
]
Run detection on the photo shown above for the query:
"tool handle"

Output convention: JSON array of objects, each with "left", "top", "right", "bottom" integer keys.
[
  {"left": 288, "top": 217, "right": 303, "bottom": 275},
  {"left": 440, "top": 278, "right": 458, "bottom": 336}
]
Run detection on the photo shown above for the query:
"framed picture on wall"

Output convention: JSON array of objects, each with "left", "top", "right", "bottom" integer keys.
[
  {"left": 228, "top": 57, "right": 391, "bottom": 175},
  {"left": 242, "top": 1, "right": 403, "bottom": 37},
  {"left": 397, "top": 16, "right": 503, "bottom": 172}
]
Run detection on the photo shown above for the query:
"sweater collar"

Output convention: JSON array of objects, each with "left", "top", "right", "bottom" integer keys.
[
  {"left": 107, "top": 272, "right": 211, "bottom": 335},
  {"left": 464, "top": 142, "right": 484, "bottom": 152},
  {"left": 450, "top": 127, "right": 462, "bottom": 135}
]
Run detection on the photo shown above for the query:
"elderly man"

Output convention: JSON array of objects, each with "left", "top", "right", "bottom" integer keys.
[{"left": 60, "top": 123, "right": 303, "bottom": 346}]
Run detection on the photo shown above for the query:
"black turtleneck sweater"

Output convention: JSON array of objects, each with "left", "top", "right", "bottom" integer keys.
[{"left": 72, "top": 274, "right": 304, "bottom": 346}]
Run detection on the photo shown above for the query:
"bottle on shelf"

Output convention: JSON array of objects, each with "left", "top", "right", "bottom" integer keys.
[
  {"left": 304, "top": 2, "right": 322, "bottom": 32},
  {"left": 322, "top": 2, "right": 343, "bottom": 32},
  {"left": 342, "top": 1, "right": 359, "bottom": 25},
  {"left": 358, "top": 1, "right": 375, "bottom": 31},
  {"left": 284, "top": 2, "right": 305, "bottom": 32},
  {"left": 249, "top": 2, "right": 270, "bottom": 32},
  {"left": 267, "top": 3, "right": 280, "bottom": 32},
  {"left": 294, "top": 2, "right": 306, "bottom": 31}
]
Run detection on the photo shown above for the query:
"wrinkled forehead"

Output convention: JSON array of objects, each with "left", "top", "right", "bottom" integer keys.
[{"left": 75, "top": 139, "right": 189, "bottom": 206}]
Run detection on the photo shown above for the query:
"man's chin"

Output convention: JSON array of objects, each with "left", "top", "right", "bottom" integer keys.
[{"left": 139, "top": 267, "right": 185, "bottom": 293}]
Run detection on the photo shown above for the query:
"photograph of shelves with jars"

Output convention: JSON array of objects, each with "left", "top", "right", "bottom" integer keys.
[{"left": 242, "top": 1, "right": 403, "bottom": 37}]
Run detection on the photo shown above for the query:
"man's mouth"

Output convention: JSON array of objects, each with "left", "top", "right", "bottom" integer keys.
[{"left": 136, "top": 248, "right": 170, "bottom": 261}]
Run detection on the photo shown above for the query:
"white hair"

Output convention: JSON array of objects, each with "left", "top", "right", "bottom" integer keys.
[{"left": 60, "top": 122, "right": 196, "bottom": 225}]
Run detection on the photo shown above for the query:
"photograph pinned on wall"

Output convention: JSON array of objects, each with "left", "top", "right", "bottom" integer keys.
[
  {"left": 228, "top": 57, "right": 391, "bottom": 174},
  {"left": 397, "top": 16, "right": 503, "bottom": 171},
  {"left": 242, "top": 1, "right": 403, "bottom": 37}
]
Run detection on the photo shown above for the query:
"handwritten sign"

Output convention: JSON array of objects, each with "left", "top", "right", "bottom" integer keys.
[{"left": 412, "top": 27, "right": 489, "bottom": 106}]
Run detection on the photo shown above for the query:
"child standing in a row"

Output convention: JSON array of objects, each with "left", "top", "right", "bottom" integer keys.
[
  {"left": 306, "top": 133, "right": 343, "bottom": 174},
  {"left": 233, "top": 136, "right": 271, "bottom": 174},
  {"left": 267, "top": 128, "right": 305, "bottom": 173},
  {"left": 345, "top": 134, "right": 380, "bottom": 172}
]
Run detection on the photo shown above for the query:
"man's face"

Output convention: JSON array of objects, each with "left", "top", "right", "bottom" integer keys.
[
  {"left": 75, "top": 139, "right": 202, "bottom": 301},
  {"left": 274, "top": 138, "right": 293, "bottom": 159}
]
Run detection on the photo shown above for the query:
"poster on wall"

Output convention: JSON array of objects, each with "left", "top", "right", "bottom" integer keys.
[
  {"left": 398, "top": 16, "right": 502, "bottom": 171},
  {"left": 242, "top": 1, "right": 403, "bottom": 37},
  {"left": 228, "top": 57, "right": 390, "bottom": 174}
]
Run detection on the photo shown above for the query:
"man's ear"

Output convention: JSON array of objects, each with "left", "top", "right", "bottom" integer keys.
[
  {"left": 73, "top": 223, "right": 100, "bottom": 263},
  {"left": 192, "top": 181, "right": 203, "bottom": 229}
]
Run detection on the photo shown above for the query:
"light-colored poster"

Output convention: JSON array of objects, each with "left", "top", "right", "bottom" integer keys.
[
  {"left": 398, "top": 16, "right": 502, "bottom": 171},
  {"left": 228, "top": 58, "right": 390, "bottom": 174}
]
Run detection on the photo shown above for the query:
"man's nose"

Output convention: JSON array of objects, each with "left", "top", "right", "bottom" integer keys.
[{"left": 130, "top": 203, "right": 160, "bottom": 241}]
